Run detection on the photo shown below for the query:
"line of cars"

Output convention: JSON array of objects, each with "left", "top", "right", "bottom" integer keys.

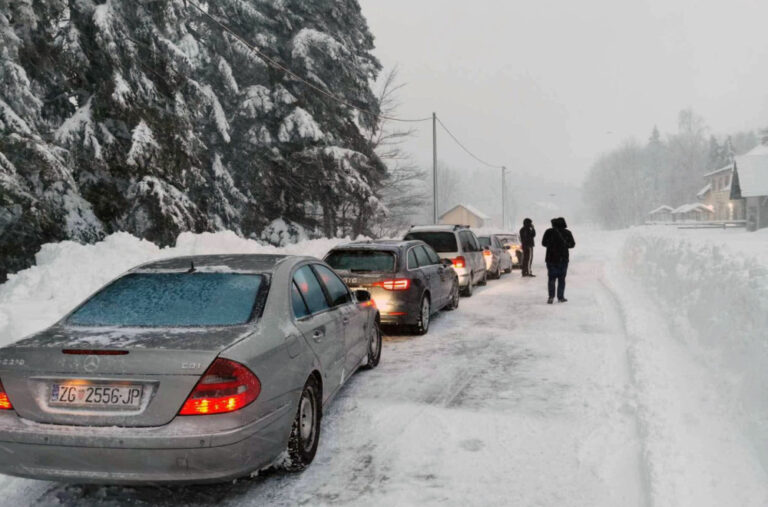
[{"left": 0, "top": 225, "right": 522, "bottom": 484}]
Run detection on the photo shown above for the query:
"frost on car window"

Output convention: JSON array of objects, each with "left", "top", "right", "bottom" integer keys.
[{"left": 67, "top": 273, "right": 264, "bottom": 327}]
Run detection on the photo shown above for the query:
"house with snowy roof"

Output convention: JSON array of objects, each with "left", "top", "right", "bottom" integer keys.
[
  {"left": 696, "top": 163, "right": 745, "bottom": 221},
  {"left": 671, "top": 203, "right": 714, "bottom": 222},
  {"left": 731, "top": 144, "right": 768, "bottom": 231},
  {"left": 439, "top": 204, "right": 491, "bottom": 228},
  {"left": 648, "top": 205, "right": 674, "bottom": 223}
]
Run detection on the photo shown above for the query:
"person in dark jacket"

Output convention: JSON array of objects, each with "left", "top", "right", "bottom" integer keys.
[
  {"left": 519, "top": 218, "right": 536, "bottom": 277},
  {"left": 541, "top": 217, "right": 575, "bottom": 304}
]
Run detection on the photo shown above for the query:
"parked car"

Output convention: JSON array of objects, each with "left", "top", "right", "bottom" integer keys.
[
  {"left": 478, "top": 234, "right": 514, "bottom": 278},
  {"left": 324, "top": 240, "right": 459, "bottom": 335},
  {"left": 495, "top": 233, "right": 523, "bottom": 269},
  {"left": 0, "top": 254, "right": 381, "bottom": 484},
  {"left": 404, "top": 225, "right": 486, "bottom": 297}
]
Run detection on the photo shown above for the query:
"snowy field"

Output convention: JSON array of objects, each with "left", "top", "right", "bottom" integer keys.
[{"left": 0, "top": 227, "right": 767, "bottom": 506}]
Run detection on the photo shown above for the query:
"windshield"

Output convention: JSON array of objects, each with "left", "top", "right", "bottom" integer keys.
[
  {"left": 325, "top": 250, "right": 396, "bottom": 272},
  {"left": 478, "top": 237, "right": 491, "bottom": 247},
  {"left": 67, "top": 273, "right": 264, "bottom": 327},
  {"left": 404, "top": 232, "right": 458, "bottom": 253}
]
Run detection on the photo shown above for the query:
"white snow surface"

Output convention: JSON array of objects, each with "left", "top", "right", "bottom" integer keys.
[
  {"left": 0, "top": 227, "right": 767, "bottom": 505},
  {"left": 735, "top": 144, "right": 768, "bottom": 197}
]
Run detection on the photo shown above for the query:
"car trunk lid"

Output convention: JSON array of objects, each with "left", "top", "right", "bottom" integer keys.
[{"left": 0, "top": 324, "right": 254, "bottom": 427}]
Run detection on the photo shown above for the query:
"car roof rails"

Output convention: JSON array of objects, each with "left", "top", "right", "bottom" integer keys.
[{"left": 453, "top": 224, "right": 470, "bottom": 230}]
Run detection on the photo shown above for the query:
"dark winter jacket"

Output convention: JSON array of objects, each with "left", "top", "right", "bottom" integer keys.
[
  {"left": 519, "top": 218, "right": 536, "bottom": 247},
  {"left": 541, "top": 217, "right": 575, "bottom": 263}
]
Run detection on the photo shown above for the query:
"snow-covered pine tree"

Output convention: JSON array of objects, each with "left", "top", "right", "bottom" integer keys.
[{"left": 0, "top": 0, "right": 385, "bottom": 280}]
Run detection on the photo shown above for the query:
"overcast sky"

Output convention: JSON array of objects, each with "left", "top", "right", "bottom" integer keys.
[{"left": 359, "top": 0, "right": 768, "bottom": 187}]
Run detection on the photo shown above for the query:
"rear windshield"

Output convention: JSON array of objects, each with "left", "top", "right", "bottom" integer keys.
[
  {"left": 478, "top": 237, "right": 491, "bottom": 247},
  {"left": 325, "top": 250, "right": 396, "bottom": 272},
  {"left": 404, "top": 232, "right": 458, "bottom": 253},
  {"left": 67, "top": 273, "right": 264, "bottom": 327},
  {"left": 498, "top": 234, "right": 520, "bottom": 245}
]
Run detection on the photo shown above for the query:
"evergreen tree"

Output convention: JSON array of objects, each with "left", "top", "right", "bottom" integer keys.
[{"left": 0, "top": 0, "right": 385, "bottom": 280}]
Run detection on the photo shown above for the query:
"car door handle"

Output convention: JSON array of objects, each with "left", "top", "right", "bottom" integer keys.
[
  {"left": 342, "top": 317, "right": 350, "bottom": 325},
  {"left": 312, "top": 328, "right": 325, "bottom": 341}
]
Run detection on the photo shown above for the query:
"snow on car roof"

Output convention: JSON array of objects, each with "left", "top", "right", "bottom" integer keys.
[{"left": 134, "top": 254, "right": 293, "bottom": 273}]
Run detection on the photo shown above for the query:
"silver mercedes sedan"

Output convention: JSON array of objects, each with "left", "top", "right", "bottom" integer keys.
[{"left": 0, "top": 254, "right": 381, "bottom": 484}]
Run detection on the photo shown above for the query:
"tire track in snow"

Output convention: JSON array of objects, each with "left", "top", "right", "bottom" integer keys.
[{"left": 597, "top": 277, "right": 653, "bottom": 507}]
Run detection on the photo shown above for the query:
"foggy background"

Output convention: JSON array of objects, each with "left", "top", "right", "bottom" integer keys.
[{"left": 360, "top": 0, "right": 768, "bottom": 228}]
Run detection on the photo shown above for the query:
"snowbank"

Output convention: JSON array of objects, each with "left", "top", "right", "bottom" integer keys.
[
  {"left": 619, "top": 226, "right": 768, "bottom": 482},
  {"left": 0, "top": 231, "right": 351, "bottom": 347}
]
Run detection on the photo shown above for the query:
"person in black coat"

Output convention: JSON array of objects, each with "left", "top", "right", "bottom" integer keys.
[
  {"left": 519, "top": 218, "right": 536, "bottom": 277},
  {"left": 541, "top": 217, "right": 575, "bottom": 304}
]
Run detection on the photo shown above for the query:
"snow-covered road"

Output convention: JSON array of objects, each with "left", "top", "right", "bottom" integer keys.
[
  {"left": 2, "top": 229, "right": 768, "bottom": 506},
  {"left": 0, "top": 239, "right": 650, "bottom": 506}
]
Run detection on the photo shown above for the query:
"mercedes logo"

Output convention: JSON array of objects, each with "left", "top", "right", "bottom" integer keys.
[{"left": 83, "top": 355, "right": 100, "bottom": 373}]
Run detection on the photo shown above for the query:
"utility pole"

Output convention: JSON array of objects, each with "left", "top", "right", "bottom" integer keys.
[
  {"left": 432, "top": 112, "right": 438, "bottom": 224},
  {"left": 501, "top": 166, "right": 507, "bottom": 229}
]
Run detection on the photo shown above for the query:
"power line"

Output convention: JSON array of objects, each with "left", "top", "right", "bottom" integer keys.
[
  {"left": 185, "top": 0, "right": 432, "bottom": 124},
  {"left": 435, "top": 116, "right": 504, "bottom": 169}
]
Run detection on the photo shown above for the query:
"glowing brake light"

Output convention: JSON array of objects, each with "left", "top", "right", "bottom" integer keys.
[
  {"left": 483, "top": 250, "right": 492, "bottom": 257},
  {"left": 179, "top": 358, "right": 260, "bottom": 416},
  {"left": 452, "top": 256, "right": 466, "bottom": 268},
  {"left": 373, "top": 279, "right": 411, "bottom": 291},
  {"left": 0, "top": 379, "right": 13, "bottom": 411}
]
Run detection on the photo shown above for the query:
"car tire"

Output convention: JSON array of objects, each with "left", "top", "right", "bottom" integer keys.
[
  {"left": 460, "top": 274, "right": 473, "bottom": 297},
  {"left": 492, "top": 264, "right": 501, "bottom": 279},
  {"left": 504, "top": 264, "right": 512, "bottom": 274},
  {"left": 414, "top": 294, "right": 431, "bottom": 335},
  {"left": 283, "top": 376, "right": 321, "bottom": 472},
  {"left": 478, "top": 269, "right": 488, "bottom": 286},
  {"left": 444, "top": 281, "right": 460, "bottom": 310},
  {"left": 363, "top": 320, "right": 382, "bottom": 369}
]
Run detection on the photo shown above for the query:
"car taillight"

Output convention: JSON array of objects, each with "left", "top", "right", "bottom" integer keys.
[
  {"left": 179, "top": 358, "right": 260, "bottom": 416},
  {"left": 483, "top": 250, "right": 492, "bottom": 257},
  {"left": 452, "top": 256, "right": 466, "bottom": 268},
  {"left": 373, "top": 279, "right": 411, "bottom": 291},
  {"left": 0, "top": 379, "right": 12, "bottom": 411}
]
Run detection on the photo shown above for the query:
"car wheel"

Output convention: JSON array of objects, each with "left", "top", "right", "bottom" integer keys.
[
  {"left": 478, "top": 269, "right": 488, "bottom": 286},
  {"left": 283, "top": 376, "right": 321, "bottom": 472},
  {"left": 363, "top": 321, "right": 382, "bottom": 369},
  {"left": 492, "top": 263, "right": 501, "bottom": 279},
  {"left": 414, "top": 294, "right": 431, "bottom": 335},
  {"left": 460, "top": 275, "right": 473, "bottom": 297},
  {"left": 444, "top": 281, "right": 460, "bottom": 310}
]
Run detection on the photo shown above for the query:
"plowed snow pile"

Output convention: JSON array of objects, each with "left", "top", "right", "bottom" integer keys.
[{"left": 0, "top": 231, "right": 349, "bottom": 346}]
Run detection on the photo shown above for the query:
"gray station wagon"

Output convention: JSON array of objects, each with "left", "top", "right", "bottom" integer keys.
[
  {"left": 325, "top": 240, "right": 460, "bottom": 335},
  {"left": 0, "top": 254, "right": 381, "bottom": 484}
]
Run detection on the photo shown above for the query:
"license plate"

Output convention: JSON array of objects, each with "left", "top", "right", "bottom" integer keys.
[{"left": 50, "top": 383, "right": 144, "bottom": 409}]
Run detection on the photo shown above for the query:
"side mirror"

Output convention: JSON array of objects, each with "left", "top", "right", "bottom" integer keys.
[
  {"left": 440, "top": 258, "right": 453, "bottom": 267},
  {"left": 354, "top": 290, "right": 371, "bottom": 303},
  {"left": 483, "top": 246, "right": 490, "bottom": 251}
]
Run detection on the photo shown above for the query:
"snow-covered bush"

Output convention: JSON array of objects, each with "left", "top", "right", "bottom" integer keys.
[{"left": 622, "top": 228, "right": 768, "bottom": 451}]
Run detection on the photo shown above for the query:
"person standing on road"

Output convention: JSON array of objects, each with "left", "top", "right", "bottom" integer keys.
[
  {"left": 541, "top": 217, "right": 575, "bottom": 304},
  {"left": 519, "top": 218, "right": 536, "bottom": 277}
]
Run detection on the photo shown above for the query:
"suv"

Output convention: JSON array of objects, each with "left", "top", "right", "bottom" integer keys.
[{"left": 404, "top": 225, "right": 486, "bottom": 297}]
